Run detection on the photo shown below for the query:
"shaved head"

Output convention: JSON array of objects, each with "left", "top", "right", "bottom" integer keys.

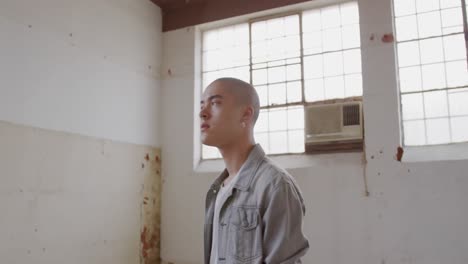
[{"left": 210, "top": 78, "right": 260, "bottom": 124}]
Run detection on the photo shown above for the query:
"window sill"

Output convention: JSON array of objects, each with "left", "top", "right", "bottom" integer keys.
[
  {"left": 402, "top": 142, "right": 468, "bottom": 163},
  {"left": 194, "top": 151, "right": 364, "bottom": 173}
]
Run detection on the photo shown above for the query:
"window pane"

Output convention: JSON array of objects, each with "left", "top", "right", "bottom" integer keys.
[
  {"left": 288, "top": 130, "right": 305, "bottom": 153},
  {"left": 440, "top": 0, "right": 461, "bottom": 8},
  {"left": 285, "top": 15, "right": 300, "bottom": 36},
  {"left": 323, "top": 28, "right": 342, "bottom": 52},
  {"left": 419, "top": 37, "right": 444, "bottom": 64},
  {"left": 286, "top": 64, "right": 301, "bottom": 81},
  {"left": 305, "top": 78, "right": 325, "bottom": 102},
  {"left": 401, "top": 93, "right": 424, "bottom": 120},
  {"left": 285, "top": 35, "right": 300, "bottom": 58},
  {"left": 287, "top": 107, "right": 305, "bottom": 129},
  {"left": 451, "top": 117, "right": 468, "bottom": 142},
  {"left": 252, "top": 41, "right": 267, "bottom": 63},
  {"left": 255, "top": 85, "right": 268, "bottom": 107},
  {"left": 417, "top": 11, "right": 442, "bottom": 38},
  {"left": 304, "top": 55, "right": 323, "bottom": 79},
  {"left": 444, "top": 34, "right": 467, "bottom": 61},
  {"left": 323, "top": 51, "right": 343, "bottom": 76},
  {"left": 218, "top": 27, "right": 235, "bottom": 48},
  {"left": 416, "top": 0, "right": 439, "bottom": 12},
  {"left": 345, "top": 74, "right": 363, "bottom": 97},
  {"left": 324, "top": 76, "right": 345, "bottom": 99},
  {"left": 255, "top": 132, "right": 270, "bottom": 153},
  {"left": 342, "top": 24, "right": 360, "bottom": 49},
  {"left": 446, "top": 61, "right": 468, "bottom": 87},
  {"left": 252, "top": 21, "right": 267, "bottom": 42},
  {"left": 399, "top": 66, "right": 422, "bottom": 93},
  {"left": 303, "top": 32, "right": 322, "bottom": 55},
  {"left": 202, "top": 145, "right": 220, "bottom": 159},
  {"left": 267, "top": 17, "right": 285, "bottom": 39},
  {"left": 321, "top": 6, "right": 341, "bottom": 29},
  {"left": 287, "top": 58, "right": 301, "bottom": 64},
  {"left": 269, "top": 109, "right": 288, "bottom": 131},
  {"left": 395, "top": 15, "right": 418, "bottom": 41},
  {"left": 421, "top": 63, "right": 446, "bottom": 90},
  {"left": 394, "top": 0, "right": 416, "bottom": 17},
  {"left": 269, "top": 83, "right": 287, "bottom": 105},
  {"left": 203, "top": 71, "right": 220, "bottom": 89},
  {"left": 231, "top": 45, "right": 249, "bottom": 67},
  {"left": 397, "top": 41, "right": 420, "bottom": 67},
  {"left": 424, "top": 90, "right": 448, "bottom": 118},
  {"left": 231, "top": 66, "right": 250, "bottom": 83},
  {"left": 203, "top": 30, "right": 219, "bottom": 51},
  {"left": 267, "top": 38, "right": 285, "bottom": 61},
  {"left": 253, "top": 69, "right": 267, "bottom": 85},
  {"left": 270, "top": 131, "right": 288, "bottom": 154},
  {"left": 268, "top": 60, "right": 286, "bottom": 68},
  {"left": 268, "top": 66, "right": 286, "bottom": 83},
  {"left": 234, "top": 24, "right": 249, "bottom": 46},
  {"left": 448, "top": 88, "right": 468, "bottom": 116},
  {"left": 343, "top": 49, "right": 361, "bottom": 74},
  {"left": 340, "top": 2, "right": 359, "bottom": 25},
  {"left": 287, "top": 81, "right": 302, "bottom": 103},
  {"left": 403, "top": 120, "right": 426, "bottom": 146},
  {"left": 302, "top": 9, "right": 322, "bottom": 32},
  {"left": 254, "top": 111, "right": 269, "bottom": 134},
  {"left": 426, "top": 118, "right": 451, "bottom": 144},
  {"left": 203, "top": 50, "right": 219, "bottom": 71},
  {"left": 441, "top": 7, "right": 464, "bottom": 30}
]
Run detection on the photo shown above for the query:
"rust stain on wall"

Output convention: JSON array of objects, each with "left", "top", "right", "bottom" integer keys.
[
  {"left": 140, "top": 149, "right": 162, "bottom": 264},
  {"left": 396, "top": 146, "right": 404, "bottom": 162},
  {"left": 381, "top": 33, "right": 394, "bottom": 43}
]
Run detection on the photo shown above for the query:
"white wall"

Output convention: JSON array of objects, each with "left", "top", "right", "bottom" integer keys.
[
  {"left": 0, "top": 0, "right": 163, "bottom": 263},
  {"left": 0, "top": 0, "right": 162, "bottom": 147},
  {"left": 160, "top": 0, "right": 468, "bottom": 263}
]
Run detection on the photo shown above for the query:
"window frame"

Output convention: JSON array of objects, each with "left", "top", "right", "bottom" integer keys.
[
  {"left": 393, "top": 0, "right": 468, "bottom": 147},
  {"left": 199, "top": 1, "right": 364, "bottom": 160}
]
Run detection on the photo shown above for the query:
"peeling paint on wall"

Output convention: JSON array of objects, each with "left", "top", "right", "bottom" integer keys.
[{"left": 140, "top": 150, "right": 162, "bottom": 264}]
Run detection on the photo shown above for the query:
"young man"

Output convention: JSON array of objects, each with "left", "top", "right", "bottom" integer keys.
[{"left": 200, "top": 78, "right": 309, "bottom": 264}]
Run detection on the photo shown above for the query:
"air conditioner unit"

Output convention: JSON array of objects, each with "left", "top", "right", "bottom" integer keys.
[{"left": 305, "top": 101, "right": 363, "bottom": 153}]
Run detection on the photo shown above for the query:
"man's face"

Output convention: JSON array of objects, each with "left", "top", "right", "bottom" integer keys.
[{"left": 200, "top": 82, "right": 243, "bottom": 147}]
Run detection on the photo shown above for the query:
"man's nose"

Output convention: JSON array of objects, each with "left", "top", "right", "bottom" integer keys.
[{"left": 199, "top": 105, "right": 209, "bottom": 119}]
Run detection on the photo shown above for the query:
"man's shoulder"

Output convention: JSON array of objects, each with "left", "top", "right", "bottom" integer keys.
[{"left": 254, "top": 156, "right": 296, "bottom": 190}]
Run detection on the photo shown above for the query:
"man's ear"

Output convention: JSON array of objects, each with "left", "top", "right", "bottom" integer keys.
[{"left": 242, "top": 105, "right": 254, "bottom": 124}]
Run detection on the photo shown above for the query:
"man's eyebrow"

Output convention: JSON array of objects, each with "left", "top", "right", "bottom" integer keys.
[{"left": 200, "top": 94, "right": 223, "bottom": 104}]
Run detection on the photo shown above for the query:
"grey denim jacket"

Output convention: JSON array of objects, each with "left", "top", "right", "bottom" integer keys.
[{"left": 204, "top": 144, "right": 309, "bottom": 264}]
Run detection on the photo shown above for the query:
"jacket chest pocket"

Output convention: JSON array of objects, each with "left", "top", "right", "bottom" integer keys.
[{"left": 228, "top": 206, "right": 262, "bottom": 262}]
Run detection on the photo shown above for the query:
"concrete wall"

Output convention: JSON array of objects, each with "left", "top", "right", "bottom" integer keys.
[
  {"left": 0, "top": 0, "right": 163, "bottom": 263},
  {"left": 159, "top": 0, "right": 468, "bottom": 263},
  {"left": 0, "top": 121, "right": 161, "bottom": 264},
  {"left": 0, "top": 0, "right": 161, "bottom": 147}
]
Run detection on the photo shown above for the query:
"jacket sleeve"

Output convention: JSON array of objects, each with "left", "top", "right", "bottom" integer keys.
[{"left": 262, "top": 181, "right": 309, "bottom": 264}]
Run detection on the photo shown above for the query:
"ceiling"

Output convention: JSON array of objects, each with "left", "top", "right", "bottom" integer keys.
[
  {"left": 150, "top": 0, "right": 313, "bottom": 32},
  {"left": 150, "top": 0, "right": 207, "bottom": 11}
]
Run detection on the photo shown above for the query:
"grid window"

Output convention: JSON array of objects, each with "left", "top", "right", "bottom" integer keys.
[
  {"left": 394, "top": 0, "right": 468, "bottom": 146},
  {"left": 202, "top": 2, "right": 362, "bottom": 159}
]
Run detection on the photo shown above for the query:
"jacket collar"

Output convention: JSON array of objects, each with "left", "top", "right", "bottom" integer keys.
[{"left": 211, "top": 144, "right": 265, "bottom": 192}]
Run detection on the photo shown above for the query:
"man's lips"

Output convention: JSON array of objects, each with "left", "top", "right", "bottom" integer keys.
[{"left": 201, "top": 124, "right": 210, "bottom": 131}]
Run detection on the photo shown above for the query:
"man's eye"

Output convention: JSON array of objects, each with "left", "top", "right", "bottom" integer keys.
[{"left": 211, "top": 101, "right": 220, "bottom": 105}]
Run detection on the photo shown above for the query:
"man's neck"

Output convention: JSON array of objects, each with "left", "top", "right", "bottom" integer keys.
[{"left": 219, "top": 141, "right": 255, "bottom": 183}]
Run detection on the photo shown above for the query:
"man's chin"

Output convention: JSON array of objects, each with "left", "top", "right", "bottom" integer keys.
[{"left": 201, "top": 137, "right": 215, "bottom": 147}]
